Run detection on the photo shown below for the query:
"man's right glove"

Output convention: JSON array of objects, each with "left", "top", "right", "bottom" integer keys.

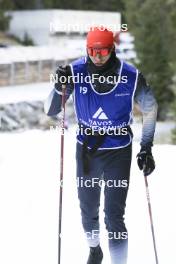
[{"left": 137, "top": 146, "right": 155, "bottom": 176}]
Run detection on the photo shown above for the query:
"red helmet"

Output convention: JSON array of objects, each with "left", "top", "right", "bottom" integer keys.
[{"left": 86, "top": 26, "right": 114, "bottom": 48}]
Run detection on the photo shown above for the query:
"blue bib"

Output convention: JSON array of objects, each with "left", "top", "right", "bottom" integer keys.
[{"left": 70, "top": 57, "right": 138, "bottom": 150}]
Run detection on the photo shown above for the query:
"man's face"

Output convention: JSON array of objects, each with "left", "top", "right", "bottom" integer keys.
[{"left": 87, "top": 47, "right": 113, "bottom": 67}]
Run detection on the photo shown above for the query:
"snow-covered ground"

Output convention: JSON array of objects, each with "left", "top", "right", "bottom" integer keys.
[
  {"left": 0, "top": 82, "right": 175, "bottom": 263},
  {"left": 0, "top": 128, "right": 176, "bottom": 264},
  {"left": 0, "top": 82, "right": 52, "bottom": 104}
]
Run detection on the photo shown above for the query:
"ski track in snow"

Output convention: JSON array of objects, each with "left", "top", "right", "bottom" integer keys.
[{"left": 0, "top": 128, "right": 175, "bottom": 264}]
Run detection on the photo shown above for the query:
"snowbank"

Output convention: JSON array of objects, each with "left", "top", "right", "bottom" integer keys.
[{"left": 0, "top": 129, "right": 175, "bottom": 264}]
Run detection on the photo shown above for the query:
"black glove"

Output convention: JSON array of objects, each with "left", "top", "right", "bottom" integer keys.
[
  {"left": 137, "top": 146, "right": 155, "bottom": 176},
  {"left": 55, "top": 65, "right": 71, "bottom": 85}
]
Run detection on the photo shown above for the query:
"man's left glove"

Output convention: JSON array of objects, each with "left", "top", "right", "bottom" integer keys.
[{"left": 137, "top": 146, "right": 155, "bottom": 176}]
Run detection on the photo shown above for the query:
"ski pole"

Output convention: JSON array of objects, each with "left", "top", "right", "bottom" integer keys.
[
  {"left": 58, "top": 84, "right": 66, "bottom": 264},
  {"left": 144, "top": 175, "right": 159, "bottom": 264}
]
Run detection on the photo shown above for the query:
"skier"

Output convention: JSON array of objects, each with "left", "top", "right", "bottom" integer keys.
[{"left": 45, "top": 27, "right": 158, "bottom": 264}]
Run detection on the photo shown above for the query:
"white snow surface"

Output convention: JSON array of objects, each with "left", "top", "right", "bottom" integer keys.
[
  {"left": 0, "top": 128, "right": 175, "bottom": 264},
  {"left": 0, "top": 82, "right": 52, "bottom": 104}
]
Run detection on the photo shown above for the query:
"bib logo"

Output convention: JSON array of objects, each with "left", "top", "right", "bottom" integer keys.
[
  {"left": 92, "top": 107, "right": 108, "bottom": 120},
  {"left": 89, "top": 107, "right": 112, "bottom": 126}
]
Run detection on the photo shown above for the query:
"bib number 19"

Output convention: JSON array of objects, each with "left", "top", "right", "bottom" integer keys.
[{"left": 80, "top": 86, "right": 87, "bottom": 94}]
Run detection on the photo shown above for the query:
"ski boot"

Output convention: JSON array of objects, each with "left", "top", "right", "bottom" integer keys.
[{"left": 87, "top": 245, "right": 103, "bottom": 264}]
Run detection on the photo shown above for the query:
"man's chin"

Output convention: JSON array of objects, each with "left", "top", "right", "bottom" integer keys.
[{"left": 94, "top": 63, "right": 104, "bottom": 66}]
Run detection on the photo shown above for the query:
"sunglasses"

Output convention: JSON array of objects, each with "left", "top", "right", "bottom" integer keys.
[{"left": 87, "top": 47, "right": 112, "bottom": 57}]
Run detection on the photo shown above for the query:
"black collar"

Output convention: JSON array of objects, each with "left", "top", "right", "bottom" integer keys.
[{"left": 86, "top": 50, "right": 121, "bottom": 76}]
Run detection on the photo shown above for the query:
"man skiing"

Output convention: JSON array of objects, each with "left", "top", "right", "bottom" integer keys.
[{"left": 45, "top": 27, "right": 158, "bottom": 264}]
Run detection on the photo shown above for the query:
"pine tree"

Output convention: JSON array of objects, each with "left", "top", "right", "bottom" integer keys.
[
  {"left": 124, "top": 0, "right": 176, "bottom": 120},
  {"left": 0, "top": 0, "right": 14, "bottom": 31}
]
